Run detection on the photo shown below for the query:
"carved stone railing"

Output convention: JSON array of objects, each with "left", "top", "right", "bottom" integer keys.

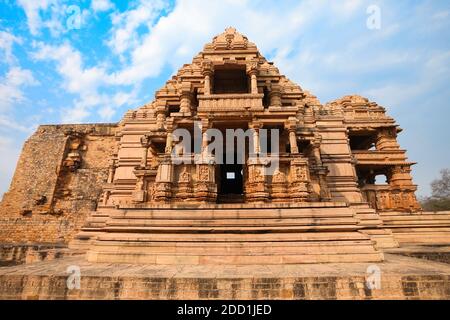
[
  {"left": 352, "top": 150, "right": 407, "bottom": 165},
  {"left": 198, "top": 93, "right": 264, "bottom": 112},
  {"left": 361, "top": 184, "right": 419, "bottom": 212},
  {"left": 344, "top": 110, "right": 387, "bottom": 121}
]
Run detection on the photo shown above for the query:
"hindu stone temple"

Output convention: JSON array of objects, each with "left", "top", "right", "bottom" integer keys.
[{"left": 1, "top": 28, "right": 450, "bottom": 299}]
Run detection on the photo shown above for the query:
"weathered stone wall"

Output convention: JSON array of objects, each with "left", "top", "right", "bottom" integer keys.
[
  {"left": 0, "top": 274, "right": 449, "bottom": 300},
  {"left": 0, "top": 123, "right": 118, "bottom": 244},
  {"left": 0, "top": 244, "right": 67, "bottom": 266}
]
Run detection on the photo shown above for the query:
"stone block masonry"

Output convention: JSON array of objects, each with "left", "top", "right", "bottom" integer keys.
[
  {"left": 0, "top": 123, "right": 117, "bottom": 244},
  {"left": 0, "top": 253, "right": 449, "bottom": 300}
]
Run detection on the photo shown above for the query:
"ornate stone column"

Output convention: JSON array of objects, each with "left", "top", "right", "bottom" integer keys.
[
  {"left": 311, "top": 137, "right": 331, "bottom": 201},
  {"left": 155, "top": 100, "right": 166, "bottom": 131},
  {"left": 202, "top": 60, "right": 213, "bottom": 96},
  {"left": 269, "top": 83, "right": 282, "bottom": 107},
  {"left": 107, "top": 159, "right": 116, "bottom": 184},
  {"left": 389, "top": 165, "right": 420, "bottom": 211},
  {"left": 165, "top": 127, "right": 174, "bottom": 154},
  {"left": 246, "top": 121, "right": 269, "bottom": 202},
  {"left": 154, "top": 155, "right": 173, "bottom": 203},
  {"left": 247, "top": 60, "right": 259, "bottom": 94},
  {"left": 289, "top": 158, "right": 311, "bottom": 202},
  {"left": 194, "top": 119, "right": 217, "bottom": 202},
  {"left": 140, "top": 134, "right": 151, "bottom": 168},
  {"left": 270, "top": 169, "right": 289, "bottom": 202},
  {"left": 179, "top": 82, "right": 192, "bottom": 114},
  {"left": 174, "top": 166, "right": 193, "bottom": 201},
  {"left": 132, "top": 135, "right": 159, "bottom": 203},
  {"left": 286, "top": 118, "right": 299, "bottom": 154},
  {"left": 376, "top": 127, "right": 400, "bottom": 150}
]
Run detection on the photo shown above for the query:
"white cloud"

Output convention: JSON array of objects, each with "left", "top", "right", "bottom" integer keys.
[
  {"left": 107, "top": 0, "right": 166, "bottom": 56},
  {"left": 91, "top": 0, "right": 115, "bottom": 13},
  {"left": 0, "top": 31, "right": 22, "bottom": 64},
  {"left": 106, "top": 0, "right": 367, "bottom": 87},
  {"left": 32, "top": 42, "right": 138, "bottom": 123},
  {"left": 363, "top": 50, "right": 450, "bottom": 108},
  {"left": 16, "top": 0, "right": 61, "bottom": 35},
  {"left": 0, "top": 114, "right": 32, "bottom": 133},
  {"left": 0, "top": 67, "right": 39, "bottom": 112},
  {"left": 16, "top": 0, "right": 90, "bottom": 37}
]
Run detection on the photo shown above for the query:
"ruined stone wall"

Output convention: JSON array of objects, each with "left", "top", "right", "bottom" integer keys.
[{"left": 0, "top": 123, "right": 118, "bottom": 244}]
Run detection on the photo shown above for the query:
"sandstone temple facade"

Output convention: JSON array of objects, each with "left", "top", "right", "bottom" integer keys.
[{"left": 1, "top": 28, "right": 449, "bottom": 269}]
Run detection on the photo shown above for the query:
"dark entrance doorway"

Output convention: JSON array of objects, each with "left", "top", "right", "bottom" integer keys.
[
  {"left": 217, "top": 153, "right": 244, "bottom": 203},
  {"left": 214, "top": 123, "right": 248, "bottom": 203},
  {"left": 220, "top": 163, "right": 243, "bottom": 195}
]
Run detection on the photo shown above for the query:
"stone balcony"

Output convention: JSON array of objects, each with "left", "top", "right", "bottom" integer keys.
[
  {"left": 352, "top": 150, "right": 408, "bottom": 165},
  {"left": 198, "top": 93, "right": 264, "bottom": 112}
]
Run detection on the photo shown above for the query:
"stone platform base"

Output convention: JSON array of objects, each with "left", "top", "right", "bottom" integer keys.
[
  {"left": 73, "top": 203, "right": 387, "bottom": 265},
  {"left": 0, "top": 251, "right": 449, "bottom": 300},
  {"left": 381, "top": 211, "right": 450, "bottom": 245},
  {"left": 386, "top": 245, "right": 450, "bottom": 265}
]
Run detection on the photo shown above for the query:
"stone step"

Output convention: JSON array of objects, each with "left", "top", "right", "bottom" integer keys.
[
  {"left": 86, "top": 251, "right": 383, "bottom": 264},
  {"left": 388, "top": 227, "right": 450, "bottom": 233},
  {"left": 107, "top": 207, "right": 354, "bottom": 220},
  {"left": 382, "top": 213, "right": 450, "bottom": 219},
  {"left": 383, "top": 220, "right": 450, "bottom": 227},
  {"left": 101, "top": 224, "right": 360, "bottom": 233},
  {"left": 74, "top": 203, "right": 386, "bottom": 265},
  {"left": 96, "top": 231, "right": 371, "bottom": 242},
  {"left": 104, "top": 217, "right": 358, "bottom": 228},
  {"left": 89, "top": 241, "right": 378, "bottom": 255},
  {"left": 119, "top": 201, "right": 349, "bottom": 210}
]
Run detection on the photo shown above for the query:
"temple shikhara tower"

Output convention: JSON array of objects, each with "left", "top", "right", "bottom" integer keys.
[{"left": 1, "top": 28, "right": 449, "bottom": 276}]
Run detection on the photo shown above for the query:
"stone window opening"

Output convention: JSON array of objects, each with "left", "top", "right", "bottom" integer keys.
[
  {"left": 192, "top": 87, "right": 199, "bottom": 109},
  {"left": 153, "top": 142, "right": 166, "bottom": 154},
  {"left": 167, "top": 104, "right": 180, "bottom": 115},
  {"left": 213, "top": 65, "right": 249, "bottom": 94},
  {"left": 356, "top": 167, "right": 390, "bottom": 187},
  {"left": 263, "top": 86, "right": 270, "bottom": 108},
  {"left": 374, "top": 174, "right": 389, "bottom": 185},
  {"left": 298, "top": 140, "right": 311, "bottom": 155},
  {"left": 348, "top": 131, "right": 377, "bottom": 151}
]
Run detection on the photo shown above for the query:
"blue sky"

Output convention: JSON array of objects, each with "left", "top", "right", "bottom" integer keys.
[{"left": 0, "top": 0, "right": 449, "bottom": 198}]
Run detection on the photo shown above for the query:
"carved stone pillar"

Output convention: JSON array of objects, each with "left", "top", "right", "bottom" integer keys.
[
  {"left": 140, "top": 135, "right": 151, "bottom": 168},
  {"left": 246, "top": 158, "right": 269, "bottom": 203},
  {"left": 249, "top": 121, "right": 261, "bottom": 156},
  {"left": 155, "top": 100, "right": 166, "bottom": 131},
  {"left": 165, "top": 129, "right": 174, "bottom": 154},
  {"left": 195, "top": 163, "right": 216, "bottom": 202},
  {"left": 312, "top": 138, "right": 331, "bottom": 201},
  {"left": 289, "top": 131, "right": 299, "bottom": 154},
  {"left": 289, "top": 158, "right": 311, "bottom": 202},
  {"left": 202, "top": 60, "right": 213, "bottom": 95},
  {"left": 180, "top": 82, "right": 192, "bottom": 114},
  {"left": 191, "top": 120, "right": 216, "bottom": 202},
  {"left": 154, "top": 155, "right": 173, "bottom": 203},
  {"left": 204, "top": 74, "right": 211, "bottom": 95},
  {"left": 376, "top": 127, "right": 400, "bottom": 150},
  {"left": 132, "top": 170, "right": 147, "bottom": 203},
  {"left": 246, "top": 122, "right": 268, "bottom": 202},
  {"left": 287, "top": 118, "right": 299, "bottom": 154},
  {"left": 270, "top": 169, "right": 289, "bottom": 202},
  {"left": 389, "top": 165, "right": 420, "bottom": 212},
  {"left": 269, "top": 83, "right": 282, "bottom": 107},
  {"left": 107, "top": 159, "right": 116, "bottom": 184},
  {"left": 174, "top": 166, "right": 194, "bottom": 201},
  {"left": 247, "top": 60, "right": 258, "bottom": 94}
]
